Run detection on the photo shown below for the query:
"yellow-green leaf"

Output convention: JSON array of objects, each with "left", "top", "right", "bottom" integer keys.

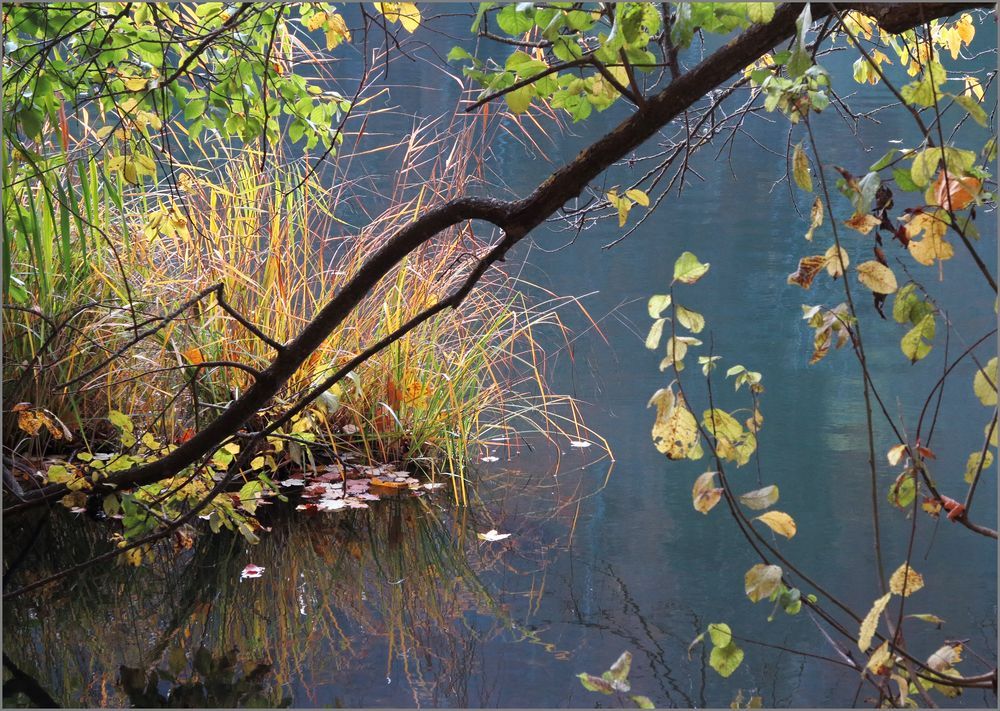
[
  {"left": 973, "top": 356, "right": 997, "bottom": 406},
  {"left": 647, "top": 294, "right": 671, "bottom": 318},
  {"left": 675, "top": 305, "right": 705, "bottom": 333},
  {"left": 754, "top": 510, "right": 796, "bottom": 538},
  {"left": 856, "top": 261, "right": 898, "bottom": 294},
  {"left": 747, "top": 2, "right": 776, "bottom": 24},
  {"left": 673, "top": 251, "right": 710, "bottom": 284},
  {"left": 739, "top": 485, "right": 779, "bottom": 510},
  {"left": 964, "top": 449, "right": 993, "bottom": 483},
  {"left": 858, "top": 591, "right": 892, "bottom": 652},
  {"left": 709, "top": 642, "right": 744, "bottom": 678},
  {"left": 625, "top": 188, "right": 650, "bottom": 206}
]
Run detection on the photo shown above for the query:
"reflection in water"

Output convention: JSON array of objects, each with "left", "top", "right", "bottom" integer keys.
[{"left": 3, "top": 461, "right": 602, "bottom": 707}]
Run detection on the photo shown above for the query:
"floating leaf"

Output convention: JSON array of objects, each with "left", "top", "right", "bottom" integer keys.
[
  {"left": 708, "top": 623, "right": 733, "bottom": 648},
  {"left": 973, "top": 356, "right": 997, "bottom": 406},
  {"left": 578, "top": 673, "right": 615, "bottom": 694},
  {"left": 858, "top": 591, "right": 892, "bottom": 652},
  {"left": 889, "top": 562, "right": 924, "bottom": 596},
  {"left": 856, "top": 261, "right": 898, "bottom": 294},
  {"left": 605, "top": 651, "right": 632, "bottom": 684},
  {"left": 739, "top": 485, "right": 779, "bottom": 510},
  {"left": 906, "top": 613, "right": 945, "bottom": 627},
  {"left": 631, "top": 695, "right": 655, "bottom": 709},
  {"left": 754, "top": 511, "right": 796, "bottom": 538},
  {"left": 792, "top": 142, "right": 812, "bottom": 192},
  {"left": 692, "top": 471, "right": 723, "bottom": 514},
  {"left": 673, "top": 252, "right": 710, "bottom": 285},
  {"left": 744, "top": 563, "right": 783, "bottom": 603},
  {"left": 570, "top": 440, "right": 592, "bottom": 448},
  {"left": 477, "top": 529, "right": 512, "bottom": 541},
  {"left": 240, "top": 563, "right": 265, "bottom": 580}
]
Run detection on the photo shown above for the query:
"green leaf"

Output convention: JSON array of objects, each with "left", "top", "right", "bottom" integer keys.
[
  {"left": 496, "top": 3, "right": 535, "bottom": 34},
  {"left": 792, "top": 142, "right": 812, "bottom": 192},
  {"left": 447, "top": 46, "right": 473, "bottom": 62},
  {"left": 108, "top": 409, "right": 133, "bottom": 433},
  {"left": 631, "top": 695, "right": 655, "bottom": 709},
  {"left": 746, "top": 2, "right": 775, "bottom": 24},
  {"left": 672, "top": 251, "right": 710, "bottom": 284},
  {"left": 183, "top": 100, "right": 206, "bottom": 121},
  {"left": 709, "top": 642, "right": 744, "bottom": 678},
  {"left": 893, "top": 167, "right": 919, "bottom": 192},
  {"left": 952, "top": 93, "right": 988, "bottom": 127},
  {"left": 708, "top": 623, "right": 732, "bottom": 648},
  {"left": 901, "top": 313, "right": 935, "bottom": 363},
  {"left": 870, "top": 149, "right": 899, "bottom": 172},
  {"left": 504, "top": 85, "right": 533, "bottom": 114}
]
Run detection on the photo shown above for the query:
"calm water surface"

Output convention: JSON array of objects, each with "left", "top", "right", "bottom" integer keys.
[{"left": 4, "top": 9, "right": 996, "bottom": 708}]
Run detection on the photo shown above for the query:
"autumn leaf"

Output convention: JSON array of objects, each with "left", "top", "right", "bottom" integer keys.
[
  {"left": 964, "top": 449, "right": 993, "bottom": 483},
  {"left": 856, "top": 261, "right": 898, "bottom": 294},
  {"left": 844, "top": 213, "right": 881, "bottom": 235},
  {"left": 477, "top": 529, "right": 512, "bottom": 541},
  {"left": 866, "top": 641, "right": 893, "bottom": 675},
  {"left": 675, "top": 305, "right": 705, "bottom": 333},
  {"left": 858, "top": 591, "right": 892, "bottom": 652},
  {"left": 889, "top": 562, "right": 924, "bottom": 596},
  {"left": 744, "top": 563, "right": 783, "bottom": 603},
  {"left": 786, "top": 254, "right": 826, "bottom": 289},
  {"left": 927, "top": 642, "right": 962, "bottom": 672},
  {"left": 927, "top": 170, "right": 981, "bottom": 210},
  {"left": 754, "top": 510, "right": 797, "bottom": 538},
  {"left": 805, "top": 196, "right": 823, "bottom": 240},
  {"left": 792, "top": 142, "right": 812, "bottom": 191},
  {"left": 739, "top": 485, "right": 779, "bottom": 510},
  {"left": 647, "top": 294, "right": 671, "bottom": 318},
  {"left": 649, "top": 387, "right": 701, "bottom": 460},
  {"left": 692, "top": 471, "right": 723, "bottom": 514},
  {"left": 905, "top": 210, "right": 953, "bottom": 266},
  {"left": 824, "top": 245, "right": 849, "bottom": 278},
  {"left": 901, "top": 313, "right": 935, "bottom": 362},
  {"left": 886, "top": 444, "right": 908, "bottom": 466}
]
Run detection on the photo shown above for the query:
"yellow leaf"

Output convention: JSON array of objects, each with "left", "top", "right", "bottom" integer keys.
[
  {"left": 744, "top": 563, "right": 783, "bottom": 603},
  {"left": 792, "top": 142, "right": 812, "bottom": 192},
  {"left": 306, "top": 10, "right": 327, "bottom": 31},
  {"left": 754, "top": 510, "right": 796, "bottom": 538},
  {"left": 625, "top": 188, "right": 650, "bottom": 206},
  {"left": 965, "top": 449, "right": 993, "bottom": 483},
  {"left": 904, "top": 211, "right": 953, "bottom": 266},
  {"left": 675, "top": 305, "right": 705, "bottom": 333},
  {"left": 824, "top": 245, "right": 849, "bottom": 278},
  {"left": 805, "top": 196, "right": 823, "bottom": 241},
  {"left": 649, "top": 387, "right": 701, "bottom": 460},
  {"left": 692, "top": 471, "right": 723, "bottom": 514},
  {"left": 843, "top": 213, "right": 880, "bottom": 235},
  {"left": 856, "top": 261, "right": 898, "bottom": 294},
  {"left": 396, "top": 2, "right": 421, "bottom": 32},
  {"left": 963, "top": 76, "right": 984, "bottom": 101},
  {"left": 954, "top": 13, "right": 975, "bottom": 45},
  {"left": 889, "top": 562, "right": 924, "bottom": 596},
  {"left": 866, "top": 641, "right": 893, "bottom": 675},
  {"left": 858, "top": 592, "right": 892, "bottom": 652},
  {"left": 123, "top": 76, "right": 148, "bottom": 91},
  {"left": 973, "top": 356, "right": 997, "bottom": 406},
  {"left": 886, "top": 443, "right": 907, "bottom": 467}
]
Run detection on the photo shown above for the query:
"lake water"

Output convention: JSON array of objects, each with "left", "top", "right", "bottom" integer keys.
[{"left": 4, "top": 8, "right": 996, "bottom": 708}]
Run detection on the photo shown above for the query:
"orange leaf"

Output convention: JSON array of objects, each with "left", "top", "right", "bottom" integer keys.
[
  {"left": 928, "top": 170, "right": 980, "bottom": 210},
  {"left": 787, "top": 255, "right": 827, "bottom": 289},
  {"left": 182, "top": 347, "right": 205, "bottom": 365}
]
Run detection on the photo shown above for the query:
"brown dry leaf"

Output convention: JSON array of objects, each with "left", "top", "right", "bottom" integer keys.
[
  {"left": 844, "top": 213, "right": 881, "bottom": 235},
  {"left": 787, "top": 255, "right": 827, "bottom": 289},
  {"left": 805, "top": 196, "right": 823, "bottom": 241}
]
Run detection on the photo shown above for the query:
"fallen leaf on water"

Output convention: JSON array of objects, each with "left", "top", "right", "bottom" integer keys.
[
  {"left": 241, "top": 564, "right": 265, "bottom": 580},
  {"left": 477, "top": 529, "right": 511, "bottom": 542},
  {"left": 480, "top": 455, "right": 499, "bottom": 463},
  {"left": 280, "top": 478, "right": 305, "bottom": 487},
  {"left": 422, "top": 482, "right": 447, "bottom": 490},
  {"left": 569, "top": 440, "right": 592, "bottom": 448}
]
